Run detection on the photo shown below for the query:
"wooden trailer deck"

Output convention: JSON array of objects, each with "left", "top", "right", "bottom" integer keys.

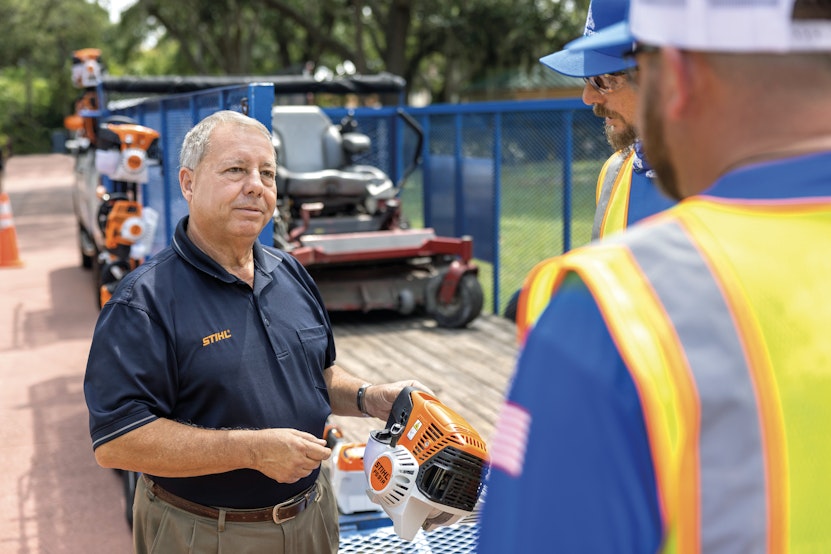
[{"left": 326, "top": 311, "right": 518, "bottom": 446}]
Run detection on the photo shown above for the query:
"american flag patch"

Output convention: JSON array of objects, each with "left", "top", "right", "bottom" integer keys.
[{"left": 489, "top": 401, "right": 531, "bottom": 477}]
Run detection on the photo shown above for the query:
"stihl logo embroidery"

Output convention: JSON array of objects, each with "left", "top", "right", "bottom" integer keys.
[{"left": 202, "top": 329, "right": 232, "bottom": 347}]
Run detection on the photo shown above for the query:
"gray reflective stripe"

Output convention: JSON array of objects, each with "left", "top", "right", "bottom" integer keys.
[
  {"left": 627, "top": 221, "right": 767, "bottom": 553},
  {"left": 592, "top": 151, "right": 628, "bottom": 240}
]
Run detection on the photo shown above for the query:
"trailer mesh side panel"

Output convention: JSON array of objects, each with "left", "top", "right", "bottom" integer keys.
[{"left": 339, "top": 521, "right": 479, "bottom": 554}]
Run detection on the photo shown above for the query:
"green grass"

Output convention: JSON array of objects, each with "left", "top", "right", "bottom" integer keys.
[{"left": 399, "top": 158, "right": 605, "bottom": 315}]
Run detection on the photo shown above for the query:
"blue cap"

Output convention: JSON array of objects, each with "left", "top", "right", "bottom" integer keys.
[
  {"left": 539, "top": 0, "right": 636, "bottom": 78},
  {"left": 566, "top": 0, "right": 831, "bottom": 55},
  {"left": 565, "top": 20, "right": 634, "bottom": 57}
]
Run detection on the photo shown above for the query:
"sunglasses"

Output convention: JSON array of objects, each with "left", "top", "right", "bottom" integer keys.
[
  {"left": 583, "top": 72, "right": 629, "bottom": 94},
  {"left": 583, "top": 42, "right": 661, "bottom": 93}
]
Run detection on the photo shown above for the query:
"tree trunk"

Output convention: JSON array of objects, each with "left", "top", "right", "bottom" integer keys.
[{"left": 381, "top": 0, "right": 411, "bottom": 103}]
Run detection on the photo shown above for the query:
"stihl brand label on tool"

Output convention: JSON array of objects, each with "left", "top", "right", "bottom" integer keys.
[
  {"left": 370, "top": 457, "right": 392, "bottom": 491},
  {"left": 407, "top": 419, "right": 422, "bottom": 440}
]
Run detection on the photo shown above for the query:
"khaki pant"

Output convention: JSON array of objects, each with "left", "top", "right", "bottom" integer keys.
[{"left": 133, "top": 472, "right": 340, "bottom": 554}]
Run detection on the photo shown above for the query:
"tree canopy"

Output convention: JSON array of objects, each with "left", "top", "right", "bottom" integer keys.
[{"left": 0, "top": 0, "right": 589, "bottom": 153}]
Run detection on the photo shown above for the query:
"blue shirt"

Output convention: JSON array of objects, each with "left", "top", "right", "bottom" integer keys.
[
  {"left": 626, "top": 167, "right": 676, "bottom": 228},
  {"left": 478, "top": 151, "right": 831, "bottom": 553},
  {"left": 627, "top": 141, "right": 675, "bottom": 228},
  {"left": 84, "top": 216, "right": 335, "bottom": 508}
]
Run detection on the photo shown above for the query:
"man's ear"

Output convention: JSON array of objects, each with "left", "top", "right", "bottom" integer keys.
[
  {"left": 661, "top": 47, "right": 693, "bottom": 120},
  {"left": 180, "top": 167, "right": 193, "bottom": 201}
]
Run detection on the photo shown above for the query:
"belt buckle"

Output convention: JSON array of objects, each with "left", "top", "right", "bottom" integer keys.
[
  {"left": 272, "top": 503, "right": 297, "bottom": 525},
  {"left": 271, "top": 484, "right": 316, "bottom": 525}
]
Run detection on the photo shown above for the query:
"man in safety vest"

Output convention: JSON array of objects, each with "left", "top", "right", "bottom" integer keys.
[
  {"left": 478, "top": 0, "right": 831, "bottom": 552},
  {"left": 513, "top": 0, "right": 675, "bottom": 342}
]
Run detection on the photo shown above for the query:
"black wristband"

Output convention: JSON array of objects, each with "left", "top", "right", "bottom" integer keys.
[{"left": 357, "top": 383, "right": 372, "bottom": 416}]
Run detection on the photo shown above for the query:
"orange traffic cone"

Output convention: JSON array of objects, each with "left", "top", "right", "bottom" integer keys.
[{"left": 0, "top": 192, "right": 23, "bottom": 268}]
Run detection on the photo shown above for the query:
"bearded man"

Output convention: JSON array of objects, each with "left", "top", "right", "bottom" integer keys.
[{"left": 513, "top": 0, "right": 675, "bottom": 342}]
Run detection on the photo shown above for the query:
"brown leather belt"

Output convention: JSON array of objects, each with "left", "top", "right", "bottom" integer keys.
[{"left": 142, "top": 474, "right": 318, "bottom": 524}]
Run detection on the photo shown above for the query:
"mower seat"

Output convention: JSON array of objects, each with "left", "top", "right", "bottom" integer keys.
[{"left": 271, "top": 106, "right": 394, "bottom": 207}]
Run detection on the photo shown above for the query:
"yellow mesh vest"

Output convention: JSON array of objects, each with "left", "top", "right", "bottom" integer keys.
[{"left": 558, "top": 196, "right": 831, "bottom": 552}]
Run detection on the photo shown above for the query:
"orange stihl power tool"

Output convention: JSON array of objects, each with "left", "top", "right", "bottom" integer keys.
[{"left": 363, "top": 386, "right": 489, "bottom": 541}]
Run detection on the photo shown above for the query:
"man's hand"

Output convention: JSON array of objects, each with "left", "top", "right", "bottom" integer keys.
[
  {"left": 251, "top": 428, "right": 331, "bottom": 483},
  {"left": 363, "top": 380, "right": 435, "bottom": 421},
  {"left": 323, "top": 364, "right": 436, "bottom": 420}
]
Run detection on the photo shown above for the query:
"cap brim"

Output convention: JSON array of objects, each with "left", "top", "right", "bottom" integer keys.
[
  {"left": 565, "top": 21, "right": 635, "bottom": 56},
  {"left": 539, "top": 45, "right": 636, "bottom": 78}
]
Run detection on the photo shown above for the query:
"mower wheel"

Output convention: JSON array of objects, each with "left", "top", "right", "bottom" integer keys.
[
  {"left": 78, "top": 226, "right": 95, "bottom": 270},
  {"left": 98, "top": 260, "right": 131, "bottom": 309},
  {"left": 431, "top": 273, "right": 484, "bottom": 328},
  {"left": 82, "top": 253, "right": 93, "bottom": 270},
  {"left": 503, "top": 289, "right": 520, "bottom": 322}
]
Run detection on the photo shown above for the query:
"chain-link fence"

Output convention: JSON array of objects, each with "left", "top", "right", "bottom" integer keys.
[{"left": 328, "top": 99, "right": 608, "bottom": 316}]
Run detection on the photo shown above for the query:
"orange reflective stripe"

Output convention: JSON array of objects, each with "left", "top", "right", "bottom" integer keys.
[
  {"left": 565, "top": 241, "right": 701, "bottom": 552},
  {"left": 516, "top": 256, "right": 567, "bottom": 344}
]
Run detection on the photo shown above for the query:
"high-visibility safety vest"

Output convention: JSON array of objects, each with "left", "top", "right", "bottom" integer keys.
[
  {"left": 545, "top": 195, "right": 831, "bottom": 552},
  {"left": 593, "top": 148, "right": 636, "bottom": 240},
  {"left": 516, "top": 149, "right": 634, "bottom": 343}
]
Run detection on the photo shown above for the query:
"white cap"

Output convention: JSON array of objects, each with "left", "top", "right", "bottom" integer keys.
[{"left": 567, "top": 0, "right": 831, "bottom": 54}]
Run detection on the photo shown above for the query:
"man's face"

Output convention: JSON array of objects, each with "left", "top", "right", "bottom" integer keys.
[
  {"left": 637, "top": 52, "right": 682, "bottom": 201},
  {"left": 181, "top": 123, "right": 277, "bottom": 242},
  {"left": 582, "top": 74, "right": 638, "bottom": 152}
]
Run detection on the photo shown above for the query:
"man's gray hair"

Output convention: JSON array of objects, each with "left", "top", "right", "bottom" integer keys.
[{"left": 179, "top": 110, "right": 273, "bottom": 170}]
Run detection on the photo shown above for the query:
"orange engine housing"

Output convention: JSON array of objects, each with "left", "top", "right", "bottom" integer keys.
[
  {"left": 393, "top": 390, "right": 488, "bottom": 467},
  {"left": 377, "top": 387, "right": 489, "bottom": 513},
  {"left": 101, "top": 123, "right": 160, "bottom": 153},
  {"left": 103, "top": 200, "right": 143, "bottom": 250}
]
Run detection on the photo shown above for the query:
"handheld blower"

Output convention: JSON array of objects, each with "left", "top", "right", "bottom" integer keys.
[{"left": 363, "top": 386, "right": 489, "bottom": 541}]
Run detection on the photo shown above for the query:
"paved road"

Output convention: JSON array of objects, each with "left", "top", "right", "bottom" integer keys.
[{"left": 0, "top": 154, "right": 132, "bottom": 553}]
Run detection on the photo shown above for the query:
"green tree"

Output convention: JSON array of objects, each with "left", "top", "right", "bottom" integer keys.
[
  {"left": 115, "top": 0, "right": 294, "bottom": 75},
  {"left": 0, "top": 0, "right": 111, "bottom": 152},
  {"left": 0, "top": 0, "right": 590, "bottom": 152},
  {"left": 113, "top": 0, "right": 589, "bottom": 102}
]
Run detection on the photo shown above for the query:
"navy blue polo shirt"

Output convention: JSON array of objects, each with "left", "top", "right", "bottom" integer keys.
[{"left": 84, "top": 216, "right": 335, "bottom": 508}]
